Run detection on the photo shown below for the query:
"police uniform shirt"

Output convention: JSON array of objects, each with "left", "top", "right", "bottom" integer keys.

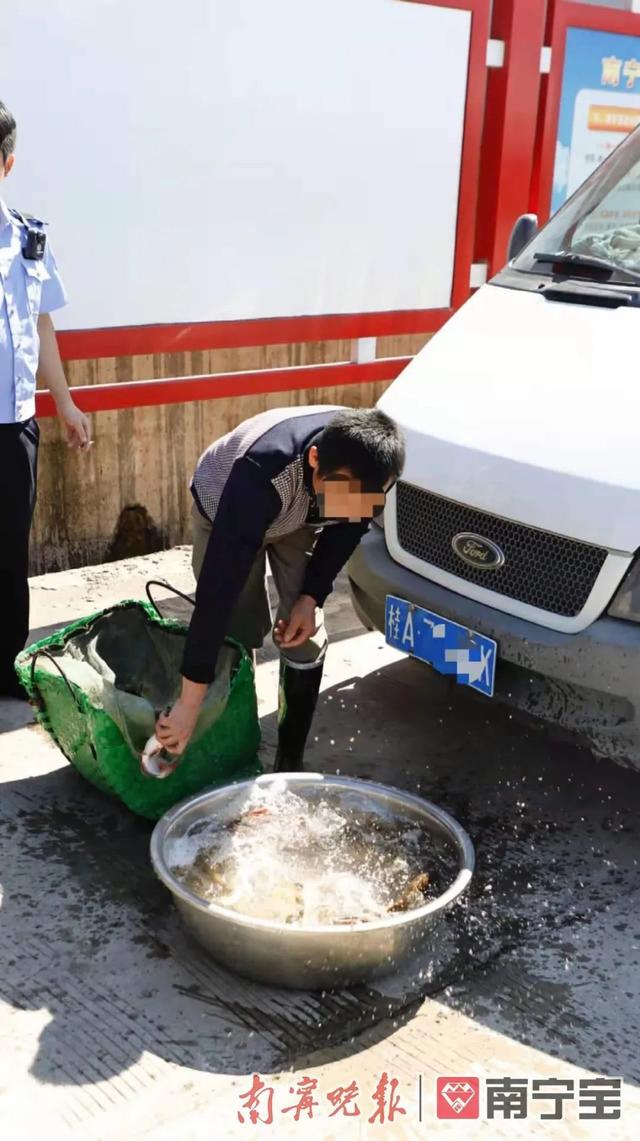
[{"left": 0, "top": 198, "right": 67, "bottom": 424}]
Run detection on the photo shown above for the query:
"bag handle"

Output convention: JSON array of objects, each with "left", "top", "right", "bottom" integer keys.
[
  {"left": 145, "top": 580, "right": 195, "bottom": 619},
  {"left": 29, "top": 650, "right": 83, "bottom": 714},
  {"left": 145, "top": 578, "right": 240, "bottom": 661}
]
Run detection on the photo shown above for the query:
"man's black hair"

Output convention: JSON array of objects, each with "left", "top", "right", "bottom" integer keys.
[
  {"left": 0, "top": 102, "right": 17, "bottom": 166},
  {"left": 316, "top": 408, "right": 405, "bottom": 488}
]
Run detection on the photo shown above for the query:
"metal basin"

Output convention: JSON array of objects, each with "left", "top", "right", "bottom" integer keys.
[{"left": 150, "top": 773, "right": 475, "bottom": 990}]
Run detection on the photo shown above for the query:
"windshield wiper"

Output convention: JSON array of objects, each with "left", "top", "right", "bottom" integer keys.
[{"left": 533, "top": 250, "right": 640, "bottom": 284}]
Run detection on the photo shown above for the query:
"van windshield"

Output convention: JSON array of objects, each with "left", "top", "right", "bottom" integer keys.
[{"left": 514, "top": 126, "right": 640, "bottom": 281}]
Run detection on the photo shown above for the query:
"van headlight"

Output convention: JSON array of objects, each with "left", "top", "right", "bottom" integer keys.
[{"left": 609, "top": 560, "right": 640, "bottom": 621}]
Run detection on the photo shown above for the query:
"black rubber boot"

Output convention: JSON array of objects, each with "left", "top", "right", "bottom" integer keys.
[
  {"left": 273, "top": 659, "right": 324, "bottom": 772},
  {"left": 0, "top": 669, "right": 28, "bottom": 702}
]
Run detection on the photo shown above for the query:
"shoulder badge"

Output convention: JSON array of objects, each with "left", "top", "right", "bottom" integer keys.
[{"left": 9, "top": 208, "right": 47, "bottom": 229}]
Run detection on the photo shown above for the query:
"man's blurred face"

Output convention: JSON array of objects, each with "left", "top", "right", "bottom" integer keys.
[{"left": 309, "top": 447, "right": 389, "bottom": 522}]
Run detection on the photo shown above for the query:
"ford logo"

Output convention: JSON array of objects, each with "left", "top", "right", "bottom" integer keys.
[{"left": 451, "top": 532, "right": 505, "bottom": 570}]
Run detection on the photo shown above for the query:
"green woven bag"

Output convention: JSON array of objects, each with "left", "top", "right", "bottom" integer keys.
[{"left": 16, "top": 587, "right": 262, "bottom": 820}]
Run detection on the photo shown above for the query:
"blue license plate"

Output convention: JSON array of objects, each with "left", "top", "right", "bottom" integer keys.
[{"left": 385, "top": 595, "right": 497, "bottom": 697}]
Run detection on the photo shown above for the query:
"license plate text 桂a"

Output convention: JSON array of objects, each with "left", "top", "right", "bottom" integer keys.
[{"left": 385, "top": 595, "right": 497, "bottom": 697}]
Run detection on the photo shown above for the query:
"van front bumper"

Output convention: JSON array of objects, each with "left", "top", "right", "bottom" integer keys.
[{"left": 348, "top": 527, "right": 640, "bottom": 766}]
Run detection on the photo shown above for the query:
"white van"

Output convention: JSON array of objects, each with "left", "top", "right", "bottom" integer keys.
[{"left": 348, "top": 126, "right": 640, "bottom": 766}]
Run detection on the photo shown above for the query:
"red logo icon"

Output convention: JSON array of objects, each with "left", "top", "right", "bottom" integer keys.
[{"left": 437, "top": 1077, "right": 480, "bottom": 1119}]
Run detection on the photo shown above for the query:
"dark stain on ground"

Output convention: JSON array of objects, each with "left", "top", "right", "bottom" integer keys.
[
  {"left": 107, "top": 504, "right": 166, "bottom": 563},
  {"left": 2, "top": 655, "right": 640, "bottom": 1084}
]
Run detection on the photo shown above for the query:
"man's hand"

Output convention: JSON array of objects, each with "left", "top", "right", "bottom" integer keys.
[
  {"left": 37, "top": 313, "right": 92, "bottom": 451},
  {"left": 57, "top": 398, "right": 92, "bottom": 451},
  {"left": 156, "top": 699, "right": 199, "bottom": 756},
  {"left": 156, "top": 679, "right": 208, "bottom": 756},
  {"left": 274, "top": 594, "right": 318, "bottom": 650}
]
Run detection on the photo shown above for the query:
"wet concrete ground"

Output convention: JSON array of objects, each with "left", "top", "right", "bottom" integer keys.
[{"left": 1, "top": 548, "right": 639, "bottom": 1139}]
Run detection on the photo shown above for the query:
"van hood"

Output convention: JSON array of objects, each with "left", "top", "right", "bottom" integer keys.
[{"left": 379, "top": 283, "right": 640, "bottom": 553}]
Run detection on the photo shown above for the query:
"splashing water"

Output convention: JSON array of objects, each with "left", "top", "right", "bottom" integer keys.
[{"left": 169, "top": 783, "right": 450, "bottom": 927}]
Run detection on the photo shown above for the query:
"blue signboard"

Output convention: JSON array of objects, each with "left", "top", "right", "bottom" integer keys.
[{"left": 552, "top": 26, "right": 640, "bottom": 213}]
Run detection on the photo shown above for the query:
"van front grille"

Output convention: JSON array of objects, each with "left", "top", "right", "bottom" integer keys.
[{"left": 395, "top": 482, "right": 608, "bottom": 617}]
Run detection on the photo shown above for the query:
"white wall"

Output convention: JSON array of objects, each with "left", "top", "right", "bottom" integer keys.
[{"left": 2, "top": 0, "right": 471, "bottom": 330}]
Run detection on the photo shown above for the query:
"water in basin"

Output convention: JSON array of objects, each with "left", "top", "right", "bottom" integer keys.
[{"left": 168, "top": 778, "right": 457, "bottom": 927}]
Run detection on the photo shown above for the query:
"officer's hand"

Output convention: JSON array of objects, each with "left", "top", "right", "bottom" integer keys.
[
  {"left": 274, "top": 595, "right": 318, "bottom": 650},
  {"left": 59, "top": 401, "right": 92, "bottom": 451},
  {"left": 156, "top": 698, "right": 200, "bottom": 756}
]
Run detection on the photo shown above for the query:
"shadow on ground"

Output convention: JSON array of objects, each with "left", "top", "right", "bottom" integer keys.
[
  {"left": 305, "top": 660, "right": 640, "bottom": 1084},
  {"left": 1, "top": 655, "right": 639, "bottom": 1091}
]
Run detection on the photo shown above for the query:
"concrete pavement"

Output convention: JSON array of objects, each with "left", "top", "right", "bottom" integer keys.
[{"left": 1, "top": 548, "right": 639, "bottom": 1139}]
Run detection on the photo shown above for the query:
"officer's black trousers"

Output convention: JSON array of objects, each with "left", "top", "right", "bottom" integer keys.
[{"left": 0, "top": 418, "right": 39, "bottom": 691}]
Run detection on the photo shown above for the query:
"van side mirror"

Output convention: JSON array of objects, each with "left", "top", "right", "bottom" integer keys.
[{"left": 508, "top": 214, "right": 538, "bottom": 261}]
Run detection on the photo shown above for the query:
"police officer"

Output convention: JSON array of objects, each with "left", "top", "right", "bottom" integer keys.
[{"left": 0, "top": 101, "right": 91, "bottom": 699}]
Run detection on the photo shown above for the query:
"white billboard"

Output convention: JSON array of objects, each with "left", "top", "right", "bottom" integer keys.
[{"left": 2, "top": 0, "right": 471, "bottom": 330}]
